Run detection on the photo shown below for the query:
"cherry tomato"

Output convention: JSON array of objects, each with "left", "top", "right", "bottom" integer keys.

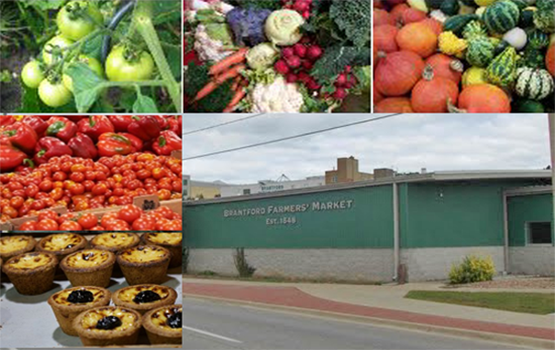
[
  {"left": 100, "top": 212, "right": 119, "bottom": 228},
  {"left": 3, "top": 206, "right": 18, "bottom": 218},
  {"left": 77, "top": 213, "right": 97, "bottom": 229},
  {"left": 38, "top": 210, "right": 59, "bottom": 222},
  {"left": 36, "top": 218, "right": 59, "bottom": 231},
  {"left": 19, "top": 221, "right": 38, "bottom": 231},
  {"left": 39, "top": 179, "right": 53, "bottom": 192},
  {"left": 105, "top": 45, "right": 154, "bottom": 82},
  {"left": 59, "top": 221, "right": 82, "bottom": 231},
  {"left": 131, "top": 216, "right": 156, "bottom": 231},
  {"left": 9, "top": 196, "right": 24, "bottom": 209}
]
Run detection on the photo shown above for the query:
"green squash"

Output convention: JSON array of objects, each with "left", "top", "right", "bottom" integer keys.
[
  {"left": 519, "top": 47, "right": 546, "bottom": 69},
  {"left": 486, "top": 46, "right": 519, "bottom": 86},
  {"left": 440, "top": 0, "right": 460, "bottom": 16},
  {"left": 425, "top": 0, "right": 445, "bottom": 9},
  {"left": 444, "top": 14, "right": 480, "bottom": 35},
  {"left": 467, "top": 37, "right": 497, "bottom": 67},
  {"left": 463, "top": 20, "right": 488, "bottom": 39},
  {"left": 533, "top": 7, "right": 555, "bottom": 33},
  {"left": 507, "top": 0, "right": 529, "bottom": 10},
  {"left": 528, "top": 29, "right": 550, "bottom": 48},
  {"left": 519, "top": 7, "right": 537, "bottom": 28},
  {"left": 513, "top": 99, "right": 546, "bottom": 112},
  {"left": 514, "top": 67, "right": 555, "bottom": 100},
  {"left": 483, "top": 0, "right": 521, "bottom": 34}
]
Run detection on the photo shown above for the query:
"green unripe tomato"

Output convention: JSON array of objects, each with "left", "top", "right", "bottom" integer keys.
[
  {"left": 21, "top": 61, "right": 45, "bottom": 89},
  {"left": 62, "top": 55, "right": 104, "bottom": 92},
  {"left": 56, "top": 0, "right": 104, "bottom": 41},
  {"left": 38, "top": 79, "right": 72, "bottom": 107},
  {"left": 42, "top": 35, "right": 74, "bottom": 65},
  {"left": 105, "top": 46, "right": 155, "bottom": 82}
]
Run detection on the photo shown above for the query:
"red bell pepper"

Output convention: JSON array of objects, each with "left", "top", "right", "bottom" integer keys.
[
  {"left": 152, "top": 130, "right": 182, "bottom": 155},
  {"left": 119, "top": 133, "right": 144, "bottom": 152},
  {"left": 127, "top": 116, "right": 161, "bottom": 141},
  {"left": 77, "top": 116, "right": 115, "bottom": 141},
  {"left": 97, "top": 133, "right": 138, "bottom": 157},
  {"left": 167, "top": 116, "right": 182, "bottom": 134},
  {"left": 34, "top": 137, "right": 73, "bottom": 165},
  {"left": 0, "top": 116, "right": 16, "bottom": 128},
  {"left": 107, "top": 115, "right": 133, "bottom": 132},
  {"left": 152, "top": 116, "right": 169, "bottom": 131},
  {"left": 2, "top": 122, "right": 38, "bottom": 153},
  {"left": 68, "top": 133, "right": 98, "bottom": 159},
  {"left": 46, "top": 117, "right": 78, "bottom": 143},
  {"left": 22, "top": 116, "right": 48, "bottom": 137},
  {"left": 0, "top": 143, "right": 27, "bottom": 172}
]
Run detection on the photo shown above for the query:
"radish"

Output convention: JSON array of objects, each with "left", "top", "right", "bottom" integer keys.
[
  {"left": 336, "top": 73, "right": 347, "bottom": 86},
  {"left": 307, "top": 45, "right": 323, "bottom": 60},
  {"left": 307, "top": 79, "right": 321, "bottom": 90},
  {"left": 302, "top": 60, "right": 314, "bottom": 70},
  {"left": 293, "top": 44, "right": 307, "bottom": 58},
  {"left": 282, "top": 47, "right": 295, "bottom": 58},
  {"left": 333, "top": 87, "right": 347, "bottom": 100},
  {"left": 297, "top": 72, "right": 311, "bottom": 83},
  {"left": 286, "top": 55, "right": 301, "bottom": 68},
  {"left": 286, "top": 73, "right": 298, "bottom": 83},
  {"left": 274, "top": 60, "right": 290, "bottom": 74}
]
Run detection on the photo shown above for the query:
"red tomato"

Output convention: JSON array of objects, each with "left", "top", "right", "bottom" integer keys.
[
  {"left": 69, "top": 172, "right": 85, "bottom": 183},
  {"left": 103, "top": 219, "right": 130, "bottom": 230},
  {"left": 69, "top": 183, "right": 85, "bottom": 195},
  {"left": 25, "top": 184, "right": 39, "bottom": 198},
  {"left": 118, "top": 204, "right": 143, "bottom": 224},
  {"left": 18, "top": 221, "right": 38, "bottom": 231},
  {"left": 9, "top": 196, "right": 24, "bottom": 209},
  {"left": 38, "top": 210, "right": 59, "bottom": 222},
  {"left": 59, "top": 221, "right": 82, "bottom": 231},
  {"left": 101, "top": 212, "right": 119, "bottom": 228},
  {"left": 157, "top": 189, "right": 171, "bottom": 201},
  {"left": 36, "top": 218, "right": 59, "bottom": 231},
  {"left": 77, "top": 213, "right": 98, "bottom": 229},
  {"left": 131, "top": 216, "right": 156, "bottom": 231},
  {"left": 3, "top": 206, "right": 18, "bottom": 218}
]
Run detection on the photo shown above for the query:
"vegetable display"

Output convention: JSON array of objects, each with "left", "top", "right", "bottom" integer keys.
[
  {"left": 373, "top": 0, "right": 555, "bottom": 113},
  {"left": 185, "top": 0, "right": 371, "bottom": 113},
  {"left": 2, "top": 0, "right": 182, "bottom": 113}
]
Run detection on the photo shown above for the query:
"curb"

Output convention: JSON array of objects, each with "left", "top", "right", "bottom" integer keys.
[{"left": 183, "top": 292, "right": 555, "bottom": 350}]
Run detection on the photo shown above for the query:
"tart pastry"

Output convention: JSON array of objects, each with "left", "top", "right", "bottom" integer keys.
[
  {"left": 142, "top": 232, "right": 182, "bottom": 268},
  {"left": 90, "top": 232, "right": 140, "bottom": 253},
  {"left": 2, "top": 252, "right": 57, "bottom": 295},
  {"left": 0, "top": 235, "right": 36, "bottom": 261},
  {"left": 112, "top": 284, "right": 177, "bottom": 314},
  {"left": 143, "top": 304, "right": 182, "bottom": 345},
  {"left": 36, "top": 233, "right": 87, "bottom": 262},
  {"left": 73, "top": 306, "right": 141, "bottom": 346},
  {"left": 117, "top": 245, "right": 170, "bottom": 285},
  {"left": 48, "top": 286, "right": 111, "bottom": 336},
  {"left": 60, "top": 249, "right": 115, "bottom": 287}
]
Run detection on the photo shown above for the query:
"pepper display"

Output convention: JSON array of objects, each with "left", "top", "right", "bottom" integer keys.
[
  {"left": 68, "top": 133, "right": 98, "bottom": 159},
  {"left": 34, "top": 137, "right": 73, "bottom": 165},
  {"left": 152, "top": 131, "right": 182, "bottom": 156},
  {"left": 77, "top": 116, "right": 115, "bottom": 141},
  {"left": 128, "top": 116, "right": 161, "bottom": 141},
  {"left": 46, "top": 117, "right": 78, "bottom": 143},
  {"left": 2, "top": 123, "right": 38, "bottom": 153},
  {"left": 0, "top": 144, "right": 27, "bottom": 171}
]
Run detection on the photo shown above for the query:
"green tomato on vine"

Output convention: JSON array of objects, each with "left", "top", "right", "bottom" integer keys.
[
  {"left": 38, "top": 79, "right": 72, "bottom": 107},
  {"left": 42, "top": 35, "right": 74, "bottom": 65},
  {"left": 21, "top": 61, "right": 45, "bottom": 89},
  {"left": 105, "top": 45, "right": 155, "bottom": 82},
  {"left": 62, "top": 54, "right": 104, "bottom": 92},
  {"left": 56, "top": 0, "right": 104, "bottom": 41}
]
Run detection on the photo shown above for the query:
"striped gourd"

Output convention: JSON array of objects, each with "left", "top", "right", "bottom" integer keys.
[
  {"left": 514, "top": 67, "right": 555, "bottom": 99},
  {"left": 519, "top": 47, "right": 546, "bottom": 69},
  {"left": 528, "top": 29, "right": 550, "bottom": 48},
  {"left": 463, "top": 21, "right": 488, "bottom": 40},
  {"left": 507, "top": 0, "right": 528, "bottom": 10},
  {"left": 444, "top": 14, "right": 480, "bottom": 36},
  {"left": 466, "top": 37, "right": 496, "bottom": 67},
  {"left": 533, "top": 6, "right": 555, "bottom": 33},
  {"left": 486, "top": 46, "right": 519, "bottom": 86},
  {"left": 483, "top": 0, "right": 520, "bottom": 34}
]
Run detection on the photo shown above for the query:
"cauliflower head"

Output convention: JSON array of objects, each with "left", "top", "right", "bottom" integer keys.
[
  {"left": 251, "top": 76, "right": 304, "bottom": 113},
  {"left": 194, "top": 24, "right": 235, "bottom": 62}
]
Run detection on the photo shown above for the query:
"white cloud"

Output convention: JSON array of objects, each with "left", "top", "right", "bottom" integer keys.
[{"left": 182, "top": 113, "right": 551, "bottom": 184}]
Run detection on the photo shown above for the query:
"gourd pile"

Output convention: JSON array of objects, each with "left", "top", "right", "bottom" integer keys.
[{"left": 374, "top": 0, "right": 555, "bottom": 113}]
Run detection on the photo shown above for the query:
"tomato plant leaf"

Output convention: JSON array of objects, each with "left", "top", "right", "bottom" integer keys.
[
  {"left": 67, "top": 62, "right": 107, "bottom": 113},
  {"left": 20, "top": 0, "right": 65, "bottom": 11},
  {"left": 80, "top": 34, "right": 104, "bottom": 59},
  {"left": 163, "top": 44, "right": 182, "bottom": 80},
  {"left": 133, "top": 92, "right": 159, "bottom": 113}
]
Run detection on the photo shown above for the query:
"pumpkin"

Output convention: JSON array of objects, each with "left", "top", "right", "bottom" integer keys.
[
  {"left": 375, "top": 25, "right": 399, "bottom": 53},
  {"left": 401, "top": 8, "right": 428, "bottom": 24},
  {"left": 451, "top": 84, "right": 511, "bottom": 113},
  {"left": 547, "top": 44, "right": 555, "bottom": 76},
  {"left": 425, "top": 53, "right": 463, "bottom": 84},
  {"left": 375, "top": 97, "right": 414, "bottom": 113},
  {"left": 396, "top": 22, "right": 438, "bottom": 58},
  {"left": 375, "top": 50, "right": 425, "bottom": 96},
  {"left": 374, "top": 85, "right": 385, "bottom": 105},
  {"left": 374, "top": 9, "right": 395, "bottom": 26},
  {"left": 411, "top": 65, "right": 460, "bottom": 113},
  {"left": 462, "top": 67, "right": 489, "bottom": 87},
  {"left": 421, "top": 18, "right": 443, "bottom": 36},
  {"left": 391, "top": 3, "right": 410, "bottom": 24},
  {"left": 514, "top": 67, "right": 555, "bottom": 100}
]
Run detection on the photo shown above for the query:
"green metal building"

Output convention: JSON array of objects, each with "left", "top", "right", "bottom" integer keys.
[{"left": 184, "top": 170, "right": 553, "bottom": 282}]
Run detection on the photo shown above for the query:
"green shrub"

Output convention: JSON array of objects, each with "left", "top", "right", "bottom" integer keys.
[{"left": 449, "top": 254, "right": 495, "bottom": 284}]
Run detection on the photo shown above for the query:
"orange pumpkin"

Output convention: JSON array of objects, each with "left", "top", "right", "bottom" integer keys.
[
  {"left": 420, "top": 18, "right": 443, "bottom": 36},
  {"left": 375, "top": 50, "right": 425, "bottom": 96},
  {"left": 373, "top": 85, "right": 385, "bottom": 105},
  {"left": 390, "top": 3, "right": 410, "bottom": 24},
  {"left": 374, "top": 25, "right": 399, "bottom": 53},
  {"left": 425, "top": 53, "right": 463, "bottom": 85},
  {"left": 453, "top": 84, "right": 511, "bottom": 113},
  {"left": 396, "top": 22, "right": 438, "bottom": 58},
  {"left": 374, "top": 9, "right": 395, "bottom": 26},
  {"left": 401, "top": 8, "right": 427, "bottom": 25},
  {"left": 375, "top": 97, "right": 414, "bottom": 113},
  {"left": 411, "top": 65, "right": 459, "bottom": 113},
  {"left": 547, "top": 44, "right": 555, "bottom": 77}
]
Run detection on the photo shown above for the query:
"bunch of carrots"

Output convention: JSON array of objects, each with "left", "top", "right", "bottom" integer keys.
[{"left": 193, "top": 48, "right": 249, "bottom": 113}]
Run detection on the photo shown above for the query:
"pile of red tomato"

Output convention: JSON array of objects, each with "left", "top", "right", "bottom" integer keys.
[{"left": 16, "top": 204, "right": 182, "bottom": 232}]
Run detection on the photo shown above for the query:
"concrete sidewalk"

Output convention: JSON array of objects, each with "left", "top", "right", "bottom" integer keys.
[{"left": 182, "top": 277, "right": 555, "bottom": 348}]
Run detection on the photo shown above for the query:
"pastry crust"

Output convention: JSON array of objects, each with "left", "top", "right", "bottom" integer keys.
[
  {"left": 143, "top": 304, "right": 182, "bottom": 345},
  {"left": 73, "top": 306, "right": 141, "bottom": 346},
  {"left": 60, "top": 249, "right": 116, "bottom": 287},
  {"left": 112, "top": 284, "right": 177, "bottom": 314},
  {"left": 117, "top": 245, "right": 170, "bottom": 285},
  {"left": 90, "top": 232, "right": 140, "bottom": 253},
  {"left": 2, "top": 252, "right": 57, "bottom": 295},
  {"left": 0, "top": 235, "right": 36, "bottom": 261},
  {"left": 47, "top": 286, "right": 111, "bottom": 336},
  {"left": 36, "top": 233, "right": 87, "bottom": 262},
  {"left": 142, "top": 232, "right": 182, "bottom": 268}
]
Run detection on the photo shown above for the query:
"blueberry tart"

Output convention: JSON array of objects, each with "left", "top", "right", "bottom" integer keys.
[
  {"left": 60, "top": 249, "right": 115, "bottom": 287},
  {"left": 73, "top": 306, "right": 141, "bottom": 346},
  {"left": 48, "top": 286, "right": 111, "bottom": 336},
  {"left": 142, "top": 232, "right": 182, "bottom": 268},
  {"left": 116, "top": 245, "right": 170, "bottom": 285},
  {"left": 112, "top": 284, "right": 177, "bottom": 314},
  {"left": 0, "top": 235, "right": 36, "bottom": 261},
  {"left": 2, "top": 252, "right": 57, "bottom": 295},
  {"left": 143, "top": 304, "right": 182, "bottom": 344},
  {"left": 37, "top": 233, "right": 87, "bottom": 263},
  {"left": 90, "top": 232, "right": 140, "bottom": 253}
]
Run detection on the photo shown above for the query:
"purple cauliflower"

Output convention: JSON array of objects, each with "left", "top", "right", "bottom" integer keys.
[{"left": 226, "top": 8, "right": 272, "bottom": 47}]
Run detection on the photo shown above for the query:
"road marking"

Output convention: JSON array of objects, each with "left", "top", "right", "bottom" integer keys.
[{"left": 183, "top": 325, "right": 242, "bottom": 343}]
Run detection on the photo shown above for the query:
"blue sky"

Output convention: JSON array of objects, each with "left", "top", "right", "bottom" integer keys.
[{"left": 182, "top": 113, "right": 551, "bottom": 184}]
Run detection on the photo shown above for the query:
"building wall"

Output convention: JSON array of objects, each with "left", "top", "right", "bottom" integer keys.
[
  {"left": 219, "top": 177, "right": 326, "bottom": 197},
  {"left": 188, "top": 249, "right": 394, "bottom": 282},
  {"left": 507, "top": 193, "right": 554, "bottom": 246},
  {"left": 190, "top": 185, "right": 221, "bottom": 200},
  {"left": 509, "top": 247, "right": 555, "bottom": 276}
]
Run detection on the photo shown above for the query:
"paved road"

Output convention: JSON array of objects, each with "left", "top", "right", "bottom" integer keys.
[{"left": 182, "top": 297, "right": 531, "bottom": 350}]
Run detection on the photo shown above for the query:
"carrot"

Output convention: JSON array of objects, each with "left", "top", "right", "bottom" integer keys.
[
  {"left": 231, "top": 76, "right": 243, "bottom": 91},
  {"left": 209, "top": 48, "right": 248, "bottom": 76},
  {"left": 223, "top": 88, "right": 247, "bottom": 113},
  {"left": 193, "top": 81, "right": 219, "bottom": 102},
  {"left": 214, "top": 64, "right": 246, "bottom": 85}
]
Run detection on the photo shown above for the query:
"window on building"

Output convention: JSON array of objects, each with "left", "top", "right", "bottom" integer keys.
[
  {"left": 243, "top": 189, "right": 251, "bottom": 195},
  {"left": 527, "top": 222, "right": 552, "bottom": 245},
  {"left": 331, "top": 176, "right": 338, "bottom": 183}
]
